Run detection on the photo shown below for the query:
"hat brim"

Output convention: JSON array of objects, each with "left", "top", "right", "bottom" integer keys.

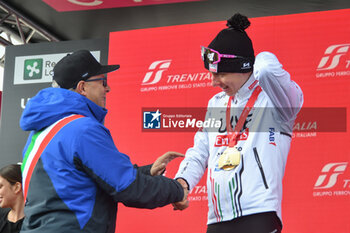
[{"left": 96, "top": 64, "right": 120, "bottom": 76}]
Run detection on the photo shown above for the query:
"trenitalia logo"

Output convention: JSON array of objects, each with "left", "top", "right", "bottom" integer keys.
[
  {"left": 140, "top": 60, "right": 212, "bottom": 92},
  {"left": 142, "top": 60, "right": 172, "bottom": 85},
  {"left": 317, "top": 44, "right": 350, "bottom": 70},
  {"left": 314, "top": 162, "right": 348, "bottom": 189},
  {"left": 67, "top": 0, "right": 103, "bottom": 6}
]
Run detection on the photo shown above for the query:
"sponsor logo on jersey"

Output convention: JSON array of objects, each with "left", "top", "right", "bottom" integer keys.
[
  {"left": 268, "top": 127, "right": 276, "bottom": 146},
  {"left": 214, "top": 129, "right": 249, "bottom": 147}
]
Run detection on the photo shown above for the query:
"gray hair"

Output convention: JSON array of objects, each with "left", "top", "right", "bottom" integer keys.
[
  {"left": 51, "top": 80, "right": 61, "bottom": 88},
  {"left": 52, "top": 80, "right": 75, "bottom": 91}
]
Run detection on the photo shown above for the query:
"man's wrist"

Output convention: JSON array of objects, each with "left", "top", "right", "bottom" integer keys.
[{"left": 176, "top": 178, "right": 189, "bottom": 190}]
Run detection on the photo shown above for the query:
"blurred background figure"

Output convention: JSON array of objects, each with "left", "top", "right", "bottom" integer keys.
[{"left": 0, "top": 164, "right": 24, "bottom": 233}]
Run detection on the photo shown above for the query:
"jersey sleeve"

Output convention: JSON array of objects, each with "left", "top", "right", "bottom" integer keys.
[
  {"left": 253, "top": 51, "right": 304, "bottom": 122},
  {"left": 174, "top": 101, "right": 213, "bottom": 190}
]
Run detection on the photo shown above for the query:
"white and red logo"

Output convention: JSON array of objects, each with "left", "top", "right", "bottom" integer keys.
[
  {"left": 317, "top": 44, "right": 350, "bottom": 70},
  {"left": 268, "top": 127, "right": 276, "bottom": 146},
  {"left": 214, "top": 129, "right": 249, "bottom": 147},
  {"left": 67, "top": 0, "right": 103, "bottom": 6},
  {"left": 314, "top": 162, "right": 348, "bottom": 189},
  {"left": 141, "top": 60, "right": 172, "bottom": 85},
  {"left": 43, "top": 0, "right": 202, "bottom": 12}
]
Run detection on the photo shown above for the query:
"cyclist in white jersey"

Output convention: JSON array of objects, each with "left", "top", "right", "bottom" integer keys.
[{"left": 173, "top": 13, "right": 304, "bottom": 233}]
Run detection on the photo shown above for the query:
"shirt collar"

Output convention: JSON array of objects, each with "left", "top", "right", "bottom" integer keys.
[{"left": 235, "top": 73, "right": 258, "bottom": 100}]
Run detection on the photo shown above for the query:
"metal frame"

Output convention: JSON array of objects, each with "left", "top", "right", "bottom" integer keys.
[{"left": 0, "top": 1, "right": 60, "bottom": 66}]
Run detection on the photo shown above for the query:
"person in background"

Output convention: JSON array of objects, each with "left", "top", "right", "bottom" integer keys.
[
  {"left": 0, "top": 164, "right": 24, "bottom": 233},
  {"left": 19, "top": 50, "right": 187, "bottom": 233},
  {"left": 173, "top": 13, "right": 303, "bottom": 233}
]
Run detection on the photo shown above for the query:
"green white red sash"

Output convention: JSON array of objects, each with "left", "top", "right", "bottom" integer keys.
[{"left": 21, "top": 114, "right": 84, "bottom": 201}]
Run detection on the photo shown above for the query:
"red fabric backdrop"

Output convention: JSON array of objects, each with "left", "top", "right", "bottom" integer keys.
[{"left": 106, "top": 9, "right": 350, "bottom": 233}]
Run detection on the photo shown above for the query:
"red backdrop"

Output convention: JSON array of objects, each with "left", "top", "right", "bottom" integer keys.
[{"left": 106, "top": 9, "right": 350, "bottom": 233}]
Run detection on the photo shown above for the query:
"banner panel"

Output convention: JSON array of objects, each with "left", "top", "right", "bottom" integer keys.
[
  {"left": 43, "top": 0, "right": 202, "bottom": 12},
  {"left": 107, "top": 9, "right": 350, "bottom": 233},
  {"left": 0, "top": 39, "right": 109, "bottom": 167}
]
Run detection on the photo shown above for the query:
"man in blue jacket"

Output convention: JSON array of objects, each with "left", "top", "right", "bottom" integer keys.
[{"left": 19, "top": 50, "right": 188, "bottom": 233}]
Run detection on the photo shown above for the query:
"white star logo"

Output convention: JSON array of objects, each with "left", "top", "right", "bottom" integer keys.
[{"left": 151, "top": 109, "right": 161, "bottom": 122}]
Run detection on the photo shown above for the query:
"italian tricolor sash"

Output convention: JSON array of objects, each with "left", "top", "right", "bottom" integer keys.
[{"left": 21, "top": 114, "right": 84, "bottom": 201}]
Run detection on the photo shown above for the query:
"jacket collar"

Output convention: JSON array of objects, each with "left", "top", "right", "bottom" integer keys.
[{"left": 235, "top": 73, "right": 258, "bottom": 101}]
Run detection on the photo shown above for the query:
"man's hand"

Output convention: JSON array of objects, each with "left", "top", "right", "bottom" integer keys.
[
  {"left": 172, "top": 178, "right": 190, "bottom": 211},
  {"left": 150, "top": 151, "right": 185, "bottom": 176}
]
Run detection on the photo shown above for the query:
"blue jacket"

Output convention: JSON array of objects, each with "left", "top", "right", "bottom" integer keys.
[{"left": 20, "top": 88, "right": 183, "bottom": 233}]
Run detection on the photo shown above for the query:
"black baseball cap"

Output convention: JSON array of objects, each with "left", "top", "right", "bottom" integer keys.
[{"left": 53, "top": 50, "right": 120, "bottom": 89}]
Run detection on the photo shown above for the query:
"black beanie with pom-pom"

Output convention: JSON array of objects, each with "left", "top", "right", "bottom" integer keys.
[{"left": 204, "top": 13, "right": 255, "bottom": 73}]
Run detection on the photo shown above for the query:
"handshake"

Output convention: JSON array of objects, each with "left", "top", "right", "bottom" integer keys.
[
  {"left": 150, "top": 151, "right": 189, "bottom": 211},
  {"left": 172, "top": 178, "right": 190, "bottom": 211}
]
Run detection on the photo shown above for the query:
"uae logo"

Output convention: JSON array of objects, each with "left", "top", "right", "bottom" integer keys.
[
  {"left": 23, "top": 58, "right": 43, "bottom": 80},
  {"left": 142, "top": 60, "right": 171, "bottom": 85}
]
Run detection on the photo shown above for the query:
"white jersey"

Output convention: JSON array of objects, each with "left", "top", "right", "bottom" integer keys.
[{"left": 175, "top": 51, "right": 304, "bottom": 225}]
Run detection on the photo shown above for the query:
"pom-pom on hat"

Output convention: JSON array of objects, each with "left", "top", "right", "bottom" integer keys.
[{"left": 204, "top": 13, "right": 255, "bottom": 73}]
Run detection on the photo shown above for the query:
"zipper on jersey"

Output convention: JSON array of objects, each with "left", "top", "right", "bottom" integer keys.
[{"left": 253, "top": 147, "right": 269, "bottom": 189}]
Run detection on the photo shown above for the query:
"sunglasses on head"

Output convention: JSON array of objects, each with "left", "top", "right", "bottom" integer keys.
[
  {"left": 84, "top": 76, "right": 108, "bottom": 87},
  {"left": 201, "top": 46, "right": 245, "bottom": 64}
]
